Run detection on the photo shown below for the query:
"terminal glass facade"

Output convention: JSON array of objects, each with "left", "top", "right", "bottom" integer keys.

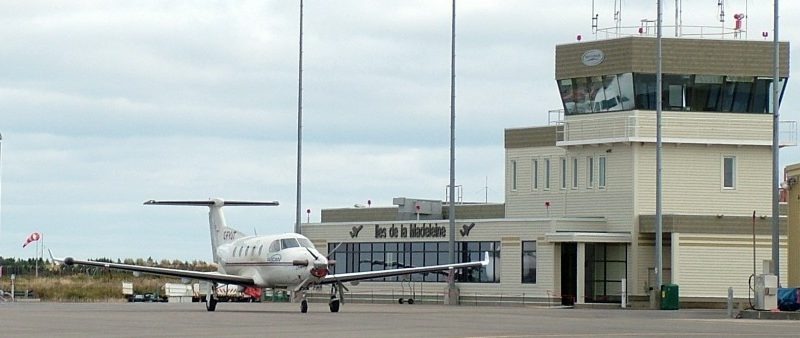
[
  {"left": 328, "top": 241, "right": 501, "bottom": 283},
  {"left": 585, "top": 243, "right": 627, "bottom": 303},
  {"left": 559, "top": 73, "right": 787, "bottom": 115}
]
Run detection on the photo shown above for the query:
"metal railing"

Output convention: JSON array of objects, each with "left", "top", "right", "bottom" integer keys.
[{"left": 595, "top": 25, "right": 749, "bottom": 40}]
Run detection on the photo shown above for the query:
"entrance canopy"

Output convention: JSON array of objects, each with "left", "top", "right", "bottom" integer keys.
[{"left": 545, "top": 232, "right": 631, "bottom": 243}]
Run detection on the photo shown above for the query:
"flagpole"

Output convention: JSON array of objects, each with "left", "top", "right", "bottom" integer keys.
[{"left": 35, "top": 239, "right": 39, "bottom": 278}]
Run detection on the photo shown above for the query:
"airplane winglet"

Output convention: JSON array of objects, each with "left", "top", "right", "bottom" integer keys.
[{"left": 481, "top": 251, "right": 490, "bottom": 266}]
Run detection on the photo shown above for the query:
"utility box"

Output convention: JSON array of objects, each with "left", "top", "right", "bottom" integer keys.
[
  {"left": 755, "top": 274, "right": 778, "bottom": 310},
  {"left": 660, "top": 284, "right": 679, "bottom": 310}
]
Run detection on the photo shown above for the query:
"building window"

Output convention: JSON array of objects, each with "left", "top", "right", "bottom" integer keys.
[
  {"left": 511, "top": 160, "right": 518, "bottom": 191},
  {"left": 572, "top": 158, "right": 579, "bottom": 189},
  {"left": 723, "top": 156, "right": 736, "bottom": 189},
  {"left": 328, "top": 241, "right": 500, "bottom": 283},
  {"left": 532, "top": 159, "right": 539, "bottom": 190},
  {"left": 521, "top": 241, "right": 537, "bottom": 283},
  {"left": 587, "top": 156, "right": 594, "bottom": 188},
  {"left": 585, "top": 243, "right": 628, "bottom": 303},
  {"left": 560, "top": 157, "right": 567, "bottom": 190},
  {"left": 545, "top": 158, "right": 551, "bottom": 190},
  {"left": 599, "top": 156, "right": 607, "bottom": 189}
]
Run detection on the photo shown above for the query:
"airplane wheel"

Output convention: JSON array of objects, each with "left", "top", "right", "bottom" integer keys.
[
  {"left": 329, "top": 299, "right": 340, "bottom": 313},
  {"left": 301, "top": 299, "right": 308, "bottom": 313},
  {"left": 205, "top": 297, "right": 217, "bottom": 312},
  {"left": 407, "top": 298, "right": 415, "bottom": 305},
  {"left": 398, "top": 298, "right": 404, "bottom": 304}
]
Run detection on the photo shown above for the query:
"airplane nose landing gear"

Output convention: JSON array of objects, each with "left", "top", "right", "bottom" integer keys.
[
  {"left": 328, "top": 282, "right": 346, "bottom": 312},
  {"left": 329, "top": 295, "right": 340, "bottom": 312}
]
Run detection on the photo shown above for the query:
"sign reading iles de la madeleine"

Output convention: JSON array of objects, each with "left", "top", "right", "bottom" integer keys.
[
  {"left": 374, "top": 223, "right": 446, "bottom": 239},
  {"left": 348, "top": 222, "right": 476, "bottom": 239}
]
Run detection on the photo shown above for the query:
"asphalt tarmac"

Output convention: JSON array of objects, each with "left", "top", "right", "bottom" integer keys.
[{"left": 1, "top": 301, "right": 798, "bottom": 337}]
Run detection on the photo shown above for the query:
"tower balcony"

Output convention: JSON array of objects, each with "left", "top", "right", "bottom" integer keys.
[{"left": 555, "top": 111, "right": 796, "bottom": 147}]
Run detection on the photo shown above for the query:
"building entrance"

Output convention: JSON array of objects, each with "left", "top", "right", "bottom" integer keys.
[{"left": 560, "top": 243, "right": 577, "bottom": 305}]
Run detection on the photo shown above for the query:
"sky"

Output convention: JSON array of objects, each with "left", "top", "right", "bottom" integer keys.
[{"left": 1, "top": 0, "right": 798, "bottom": 262}]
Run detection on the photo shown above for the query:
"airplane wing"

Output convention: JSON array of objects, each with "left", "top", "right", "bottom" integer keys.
[
  {"left": 319, "top": 252, "right": 490, "bottom": 284},
  {"left": 52, "top": 254, "right": 254, "bottom": 286}
]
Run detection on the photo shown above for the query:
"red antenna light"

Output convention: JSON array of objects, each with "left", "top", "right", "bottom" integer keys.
[
  {"left": 306, "top": 208, "right": 311, "bottom": 223},
  {"left": 576, "top": 34, "right": 582, "bottom": 41},
  {"left": 367, "top": 199, "right": 372, "bottom": 207}
]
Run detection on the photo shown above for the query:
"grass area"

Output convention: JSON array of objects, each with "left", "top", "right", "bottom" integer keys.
[{"left": 3, "top": 274, "right": 183, "bottom": 301}]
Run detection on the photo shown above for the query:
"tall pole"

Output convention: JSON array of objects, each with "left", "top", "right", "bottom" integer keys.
[
  {"left": 0, "top": 132, "right": 3, "bottom": 241},
  {"left": 771, "top": 0, "right": 780, "bottom": 284},
  {"left": 447, "top": 0, "right": 457, "bottom": 291},
  {"left": 655, "top": 0, "right": 664, "bottom": 296},
  {"left": 294, "top": 0, "right": 304, "bottom": 234}
]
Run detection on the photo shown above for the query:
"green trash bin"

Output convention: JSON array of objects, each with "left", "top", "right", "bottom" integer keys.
[{"left": 660, "top": 284, "right": 679, "bottom": 310}]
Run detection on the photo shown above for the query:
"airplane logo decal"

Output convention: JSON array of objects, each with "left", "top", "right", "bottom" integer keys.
[
  {"left": 350, "top": 225, "right": 364, "bottom": 238},
  {"left": 460, "top": 223, "right": 476, "bottom": 237}
]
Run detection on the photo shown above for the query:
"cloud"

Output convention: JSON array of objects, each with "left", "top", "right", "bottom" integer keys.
[{"left": 0, "top": 1, "right": 798, "bottom": 261}]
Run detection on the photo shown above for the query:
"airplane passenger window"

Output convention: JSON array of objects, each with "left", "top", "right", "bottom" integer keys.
[
  {"left": 269, "top": 240, "right": 280, "bottom": 252},
  {"left": 298, "top": 238, "right": 313, "bottom": 248},
  {"left": 281, "top": 238, "right": 300, "bottom": 249}
]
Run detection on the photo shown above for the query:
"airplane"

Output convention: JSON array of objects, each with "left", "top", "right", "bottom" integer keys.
[{"left": 51, "top": 198, "right": 489, "bottom": 313}]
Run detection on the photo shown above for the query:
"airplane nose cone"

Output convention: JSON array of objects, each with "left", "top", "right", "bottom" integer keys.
[{"left": 310, "top": 267, "right": 329, "bottom": 278}]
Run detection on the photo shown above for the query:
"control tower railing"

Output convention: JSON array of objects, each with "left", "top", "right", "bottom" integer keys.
[{"left": 595, "top": 24, "right": 750, "bottom": 41}]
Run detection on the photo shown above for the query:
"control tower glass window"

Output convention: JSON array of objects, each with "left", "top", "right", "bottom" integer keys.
[{"left": 559, "top": 73, "right": 786, "bottom": 115}]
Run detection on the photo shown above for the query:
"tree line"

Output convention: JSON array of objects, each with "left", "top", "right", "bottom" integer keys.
[{"left": 0, "top": 256, "right": 215, "bottom": 277}]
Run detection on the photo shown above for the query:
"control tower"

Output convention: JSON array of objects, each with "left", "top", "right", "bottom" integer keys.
[{"left": 505, "top": 36, "right": 792, "bottom": 304}]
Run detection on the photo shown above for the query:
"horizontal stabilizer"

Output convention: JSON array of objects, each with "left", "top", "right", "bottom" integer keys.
[{"left": 144, "top": 199, "right": 279, "bottom": 207}]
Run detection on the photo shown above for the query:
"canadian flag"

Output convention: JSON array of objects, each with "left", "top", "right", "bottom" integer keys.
[{"left": 23, "top": 232, "right": 41, "bottom": 248}]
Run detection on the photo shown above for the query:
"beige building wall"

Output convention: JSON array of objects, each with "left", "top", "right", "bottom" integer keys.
[
  {"left": 673, "top": 233, "right": 787, "bottom": 297},
  {"left": 635, "top": 143, "right": 772, "bottom": 216},
  {"left": 505, "top": 144, "right": 636, "bottom": 233}
]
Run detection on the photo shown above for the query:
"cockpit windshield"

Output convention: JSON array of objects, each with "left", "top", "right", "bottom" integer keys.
[
  {"left": 280, "top": 238, "right": 300, "bottom": 249},
  {"left": 297, "top": 238, "right": 314, "bottom": 248}
]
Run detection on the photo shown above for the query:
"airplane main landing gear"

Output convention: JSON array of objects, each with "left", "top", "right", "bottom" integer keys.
[
  {"left": 205, "top": 286, "right": 218, "bottom": 312},
  {"left": 300, "top": 299, "right": 308, "bottom": 313}
]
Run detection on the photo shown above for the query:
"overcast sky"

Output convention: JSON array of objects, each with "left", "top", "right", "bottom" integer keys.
[{"left": 1, "top": 1, "right": 798, "bottom": 262}]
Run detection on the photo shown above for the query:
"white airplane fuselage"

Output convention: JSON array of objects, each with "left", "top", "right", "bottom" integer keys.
[{"left": 216, "top": 234, "right": 328, "bottom": 289}]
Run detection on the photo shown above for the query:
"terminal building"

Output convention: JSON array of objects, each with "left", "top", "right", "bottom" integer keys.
[{"left": 302, "top": 35, "right": 792, "bottom": 306}]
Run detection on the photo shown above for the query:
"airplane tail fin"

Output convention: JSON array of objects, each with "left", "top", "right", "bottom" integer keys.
[{"left": 144, "top": 198, "right": 279, "bottom": 263}]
